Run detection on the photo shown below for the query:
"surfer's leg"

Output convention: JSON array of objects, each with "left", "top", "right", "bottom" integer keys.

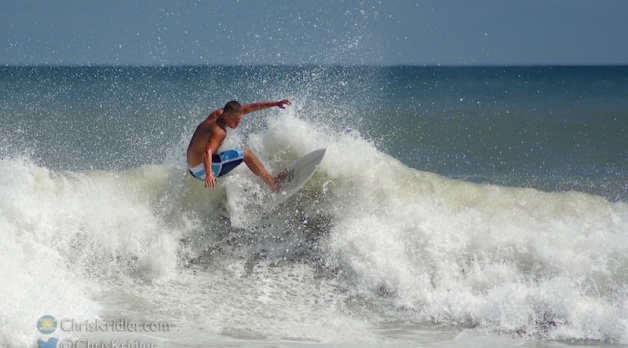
[{"left": 242, "top": 148, "right": 279, "bottom": 191}]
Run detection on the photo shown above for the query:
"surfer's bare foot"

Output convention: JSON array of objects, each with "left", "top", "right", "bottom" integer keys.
[{"left": 273, "top": 169, "right": 290, "bottom": 190}]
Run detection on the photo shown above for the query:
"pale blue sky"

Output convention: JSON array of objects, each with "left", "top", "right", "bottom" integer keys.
[{"left": 2, "top": 0, "right": 627, "bottom": 66}]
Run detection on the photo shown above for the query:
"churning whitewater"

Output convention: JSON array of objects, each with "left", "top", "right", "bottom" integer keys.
[{"left": 1, "top": 65, "right": 627, "bottom": 347}]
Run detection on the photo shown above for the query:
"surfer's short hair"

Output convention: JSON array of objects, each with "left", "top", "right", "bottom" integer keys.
[{"left": 223, "top": 100, "right": 243, "bottom": 115}]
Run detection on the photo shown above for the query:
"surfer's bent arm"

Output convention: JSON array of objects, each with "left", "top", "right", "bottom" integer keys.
[
  {"left": 203, "top": 133, "right": 223, "bottom": 189},
  {"left": 242, "top": 99, "right": 292, "bottom": 115}
]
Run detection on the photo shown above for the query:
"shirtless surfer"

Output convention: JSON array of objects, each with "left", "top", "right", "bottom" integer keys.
[{"left": 186, "top": 99, "right": 292, "bottom": 191}]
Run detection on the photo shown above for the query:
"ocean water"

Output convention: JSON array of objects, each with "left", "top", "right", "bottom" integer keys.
[{"left": 1, "top": 65, "right": 627, "bottom": 347}]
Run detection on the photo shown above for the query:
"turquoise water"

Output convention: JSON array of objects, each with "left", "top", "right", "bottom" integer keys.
[{"left": 1, "top": 65, "right": 628, "bottom": 347}]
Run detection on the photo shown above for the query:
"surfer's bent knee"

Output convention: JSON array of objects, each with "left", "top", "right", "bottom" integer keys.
[{"left": 243, "top": 148, "right": 253, "bottom": 159}]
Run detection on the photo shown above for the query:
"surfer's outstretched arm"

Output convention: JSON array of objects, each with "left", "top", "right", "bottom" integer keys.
[{"left": 242, "top": 100, "right": 292, "bottom": 115}]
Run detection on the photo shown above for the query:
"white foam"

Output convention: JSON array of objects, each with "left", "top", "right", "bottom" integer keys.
[
  {"left": 0, "top": 157, "right": 196, "bottom": 344},
  {"left": 315, "top": 137, "right": 628, "bottom": 342},
  {"left": 225, "top": 112, "right": 628, "bottom": 342},
  {"left": 0, "top": 157, "right": 99, "bottom": 345},
  {"left": 3, "top": 111, "right": 628, "bottom": 345}
]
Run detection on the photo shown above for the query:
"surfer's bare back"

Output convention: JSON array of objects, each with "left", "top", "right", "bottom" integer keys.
[{"left": 186, "top": 99, "right": 292, "bottom": 191}]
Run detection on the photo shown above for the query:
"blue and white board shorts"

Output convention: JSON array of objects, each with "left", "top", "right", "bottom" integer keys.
[{"left": 188, "top": 149, "right": 245, "bottom": 180}]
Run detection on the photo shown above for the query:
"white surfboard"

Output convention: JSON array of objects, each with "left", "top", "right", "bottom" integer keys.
[{"left": 271, "top": 148, "right": 326, "bottom": 206}]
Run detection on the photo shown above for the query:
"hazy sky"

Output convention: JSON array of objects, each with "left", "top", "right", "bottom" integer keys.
[{"left": 2, "top": 0, "right": 628, "bottom": 66}]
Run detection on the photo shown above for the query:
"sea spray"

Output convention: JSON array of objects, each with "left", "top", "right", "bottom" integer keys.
[{"left": 214, "top": 112, "right": 628, "bottom": 341}]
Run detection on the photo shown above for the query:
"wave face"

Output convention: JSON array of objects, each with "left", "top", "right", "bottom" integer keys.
[{"left": 1, "top": 66, "right": 627, "bottom": 346}]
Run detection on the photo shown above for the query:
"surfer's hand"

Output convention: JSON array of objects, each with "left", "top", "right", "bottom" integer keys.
[
  {"left": 205, "top": 174, "right": 218, "bottom": 189},
  {"left": 276, "top": 99, "right": 292, "bottom": 109}
]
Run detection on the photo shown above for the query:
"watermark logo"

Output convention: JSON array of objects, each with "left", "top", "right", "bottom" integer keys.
[
  {"left": 37, "top": 337, "right": 58, "bottom": 348},
  {"left": 37, "top": 315, "right": 58, "bottom": 348},
  {"left": 37, "top": 315, "right": 58, "bottom": 335}
]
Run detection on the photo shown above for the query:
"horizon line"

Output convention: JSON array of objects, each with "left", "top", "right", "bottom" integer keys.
[{"left": 3, "top": 63, "right": 628, "bottom": 68}]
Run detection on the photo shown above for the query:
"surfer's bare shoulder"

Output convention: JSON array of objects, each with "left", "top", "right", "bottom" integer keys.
[
  {"left": 195, "top": 110, "right": 224, "bottom": 137},
  {"left": 187, "top": 109, "right": 226, "bottom": 164}
]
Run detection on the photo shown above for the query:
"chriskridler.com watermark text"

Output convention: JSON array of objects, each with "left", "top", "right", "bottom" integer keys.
[{"left": 60, "top": 319, "right": 170, "bottom": 333}]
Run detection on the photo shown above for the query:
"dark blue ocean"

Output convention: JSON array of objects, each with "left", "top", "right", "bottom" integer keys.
[{"left": 1, "top": 65, "right": 628, "bottom": 347}]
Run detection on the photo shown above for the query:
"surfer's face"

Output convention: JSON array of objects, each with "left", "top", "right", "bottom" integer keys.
[{"left": 224, "top": 112, "right": 243, "bottom": 128}]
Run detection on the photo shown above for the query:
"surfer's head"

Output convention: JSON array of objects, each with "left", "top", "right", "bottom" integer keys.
[{"left": 222, "top": 100, "right": 244, "bottom": 128}]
